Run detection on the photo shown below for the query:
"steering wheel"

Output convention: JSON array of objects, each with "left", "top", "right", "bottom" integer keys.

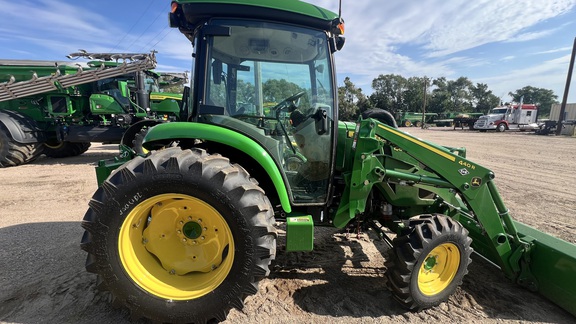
[
  {"left": 272, "top": 91, "right": 306, "bottom": 113},
  {"left": 272, "top": 91, "right": 306, "bottom": 155}
]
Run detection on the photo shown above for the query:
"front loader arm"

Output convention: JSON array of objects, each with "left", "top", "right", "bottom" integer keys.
[
  {"left": 334, "top": 119, "right": 519, "bottom": 275},
  {"left": 333, "top": 119, "right": 576, "bottom": 317}
]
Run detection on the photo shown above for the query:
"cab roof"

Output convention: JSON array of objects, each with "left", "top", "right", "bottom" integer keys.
[{"left": 172, "top": 0, "right": 340, "bottom": 32}]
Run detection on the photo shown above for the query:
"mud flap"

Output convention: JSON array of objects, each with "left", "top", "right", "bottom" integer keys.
[{"left": 514, "top": 220, "right": 576, "bottom": 316}]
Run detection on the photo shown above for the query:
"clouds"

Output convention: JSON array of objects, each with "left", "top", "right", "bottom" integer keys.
[
  {"left": 305, "top": 0, "right": 576, "bottom": 101},
  {"left": 1, "top": 0, "right": 575, "bottom": 101}
]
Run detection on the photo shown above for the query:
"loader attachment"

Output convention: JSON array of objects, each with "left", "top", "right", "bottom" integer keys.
[
  {"left": 340, "top": 118, "right": 576, "bottom": 316},
  {"left": 513, "top": 221, "right": 576, "bottom": 316}
]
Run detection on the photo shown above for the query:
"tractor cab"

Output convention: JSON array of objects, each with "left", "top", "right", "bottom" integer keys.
[{"left": 161, "top": 1, "right": 346, "bottom": 206}]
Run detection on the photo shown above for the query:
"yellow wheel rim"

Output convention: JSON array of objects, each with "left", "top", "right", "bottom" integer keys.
[
  {"left": 418, "top": 243, "right": 460, "bottom": 296},
  {"left": 118, "top": 193, "right": 234, "bottom": 300},
  {"left": 44, "top": 142, "right": 65, "bottom": 149}
]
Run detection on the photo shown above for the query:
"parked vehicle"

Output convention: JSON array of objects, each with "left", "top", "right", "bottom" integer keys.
[
  {"left": 434, "top": 112, "right": 483, "bottom": 129},
  {"left": 0, "top": 51, "right": 186, "bottom": 167},
  {"left": 395, "top": 111, "right": 438, "bottom": 127},
  {"left": 80, "top": 1, "right": 576, "bottom": 323},
  {"left": 474, "top": 103, "right": 538, "bottom": 132},
  {"left": 453, "top": 113, "right": 484, "bottom": 129}
]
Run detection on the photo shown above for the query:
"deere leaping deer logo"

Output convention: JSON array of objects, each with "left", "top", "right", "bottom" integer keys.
[{"left": 471, "top": 177, "right": 482, "bottom": 187}]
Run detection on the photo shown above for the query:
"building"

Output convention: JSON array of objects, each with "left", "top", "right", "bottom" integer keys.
[
  {"left": 550, "top": 103, "right": 576, "bottom": 121},
  {"left": 549, "top": 103, "right": 576, "bottom": 136}
]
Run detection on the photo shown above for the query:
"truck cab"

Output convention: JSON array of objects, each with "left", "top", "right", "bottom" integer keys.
[{"left": 474, "top": 104, "right": 538, "bottom": 132}]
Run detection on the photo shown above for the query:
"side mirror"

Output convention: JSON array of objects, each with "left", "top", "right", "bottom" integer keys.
[
  {"left": 212, "top": 60, "right": 222, "bottom": 85},
  {"left": 180, "top": 85, "right": 190, "bottom": 121},
  {"left": 314, "top": 109, "right": 328, "bottom": 135}
]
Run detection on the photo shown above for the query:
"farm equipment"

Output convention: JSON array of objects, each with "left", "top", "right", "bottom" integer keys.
[
  {"left": 81, "top": 1, "right": 576, "bottom": 323},
  {"left": 395, "top": 110, "right": 438, "bottom": 127},
  {"left": 452, "top": 113, "right": 483, "bottom": 129},
  {"left": 0, "top": 51, "right": 186, "bottom": 167}
]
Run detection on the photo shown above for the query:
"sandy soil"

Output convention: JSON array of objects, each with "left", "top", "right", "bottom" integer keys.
[{"left": 0, "top": 127, "right": 575, "bottom": 324}]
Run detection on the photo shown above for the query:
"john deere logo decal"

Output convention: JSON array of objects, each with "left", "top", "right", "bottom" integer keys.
[{"left": 471, "top": 177, "right": 482, "bottom": 187}]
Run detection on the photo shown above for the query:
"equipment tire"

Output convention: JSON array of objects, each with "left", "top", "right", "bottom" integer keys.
[
  {"left": 385, "top": 214, "right": 472, "bottom": 310},
  {"left": 43, "top": 141, "right": 91, "bottom": 158},
  {"left": 415, "top": 121, "right": 422, "bottom": 128},
  {"left": 361, "top": 109, "right": 398, "bottom": 128},
  {"left": 0, "top": 127, "right": 43, "bottom": 167},
  {"left": 81, "top": 147, "right": 277, "bottom": 323},
  {"left": 132, "top": 127, "right": 149, "bottom": 155},
  {"left": 496, "top": 123, "right": 507, "bottom": 132},
  {"left": 403, "top": 120, "right": 412, "bottom": 127}
]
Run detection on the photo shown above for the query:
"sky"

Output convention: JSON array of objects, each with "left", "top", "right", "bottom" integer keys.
[{"left": 1, "top": 0, "right": 576, "bottom": 103}]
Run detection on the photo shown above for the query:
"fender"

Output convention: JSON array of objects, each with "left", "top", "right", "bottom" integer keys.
[
  {"left": 144, "top": 122, "right": 291, "bottom": 213},
  {"left": 0, "top": 110, "right": 46, "bottom": 144}
]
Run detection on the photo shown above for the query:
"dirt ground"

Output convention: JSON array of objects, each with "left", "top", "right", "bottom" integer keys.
[{"left": 0, "top": 127, "right": 575, "bottom": 324}]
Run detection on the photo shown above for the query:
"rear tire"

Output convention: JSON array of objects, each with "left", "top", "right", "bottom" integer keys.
[
  {"left": 81, "top": 147, "right": 277, "bottom": 323},
  {"left": 386, "top": 214, "right": 472, "bottom": 310},
  {"left": 43, "top": 141, "right": 90, "bottom": 158},
  {"left": 0, "top": 128, "right": 43, "bottom": 167},
  {"left": 361, "top": 109, "right": 398, "bottom": 128}
]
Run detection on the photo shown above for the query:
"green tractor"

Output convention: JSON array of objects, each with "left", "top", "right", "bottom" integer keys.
[
  {"left": 0, "top": 51, "right": 187, "bottom": 167},
  {"left": 82, "top": 1, "right": 576, "bottom": 323}
]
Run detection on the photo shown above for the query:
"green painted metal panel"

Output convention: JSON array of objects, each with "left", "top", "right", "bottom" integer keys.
[
  {"left": 514, "top": 221, "right": 576, "bottom": 316},
  {"left": 144, "top": 122, "right": 291, "bottom": 213},
  {"left": 175, "top": 0, "right": 339, "bottom": 22},
  {"left": 286, "top": 214, "right": 314, "bottom": 251}
]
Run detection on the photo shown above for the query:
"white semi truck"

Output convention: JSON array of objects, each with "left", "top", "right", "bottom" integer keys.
[{"left": 474, "top": 103, "right": 538, "bottom": 132}]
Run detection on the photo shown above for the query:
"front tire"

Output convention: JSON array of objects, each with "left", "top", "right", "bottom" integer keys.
[
  {"left": 496, "top": 123, "right": 507, "bottom": 132},
  {"left": 81, "top": 147, "right": 277, "bottom": 323},
  {"left": 386, "top": 214, "right": 472, "bottom": 310}
]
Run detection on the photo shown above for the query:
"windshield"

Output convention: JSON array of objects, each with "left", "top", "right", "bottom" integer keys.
[
  {"left": 144, "top": 75, "right": 160, "bottom": 93},
  {"left": 492, "top": 108, "right": 509, "bottom": 114},
  {"left": 204, "top": 20, "right": 335, "bottom": 204}
]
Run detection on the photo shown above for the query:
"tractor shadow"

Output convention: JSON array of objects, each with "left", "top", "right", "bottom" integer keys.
[
  {"left": 270, "top": 225, "right": 402, "bottom": 318},
  {"left": 0, "top": 222, "right": 136, "bottom": 324},
  {"left": 31, "top": 144, "right": 120, "bottom": 167},
  {"left": 270, "top": 225, "right": 573, "bottom": 322}
]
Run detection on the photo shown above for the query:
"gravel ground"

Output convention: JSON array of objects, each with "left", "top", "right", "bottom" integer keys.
[{"left": 0, "top": 127, "right": 574, "bottom": 324}]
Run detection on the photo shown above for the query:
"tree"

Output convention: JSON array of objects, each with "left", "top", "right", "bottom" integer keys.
[
  {"left": 470, "top": 83, "right": 500, "bottom": 114},
  {"left": 403, "top": 76, "right": 429, "bottom": 114},
  {"left": 338, "top": 77, "right": 369, "bottom": 121},
  {"left": 428, "top": 77, "right": 475, "bottom": 113},
  {"left": 508, "top": 86, "right": 558, "bottom": 117},
  {"left": 370, "top": 74, "right": 407, "bottom": 114}
]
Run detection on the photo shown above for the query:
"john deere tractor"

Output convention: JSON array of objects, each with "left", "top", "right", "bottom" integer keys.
[{"left": 81, "top": 1, "right": 576, "bottom": 323}]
